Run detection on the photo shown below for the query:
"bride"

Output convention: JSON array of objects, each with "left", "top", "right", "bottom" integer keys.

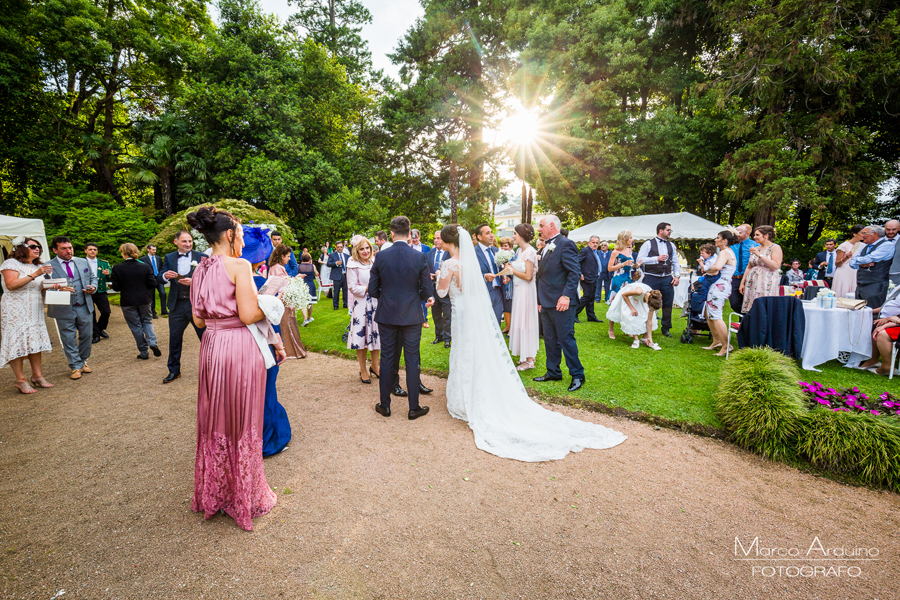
[{"left": 435, "top": 225, "right": 627, "bottom": 461}]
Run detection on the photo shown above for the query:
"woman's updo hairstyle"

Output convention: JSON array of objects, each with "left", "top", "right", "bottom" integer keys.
[
  {"left": 514, "top": 223, "right": 534, "bottom": 243},
  {"left": 186, "top": 206, "right": 240, "bottom": 245},
  {"left": 440, "top": 224, "right": 460, "bottom": 247},
  {"left": 718, "top": 230, "right": 737, "bottom": 246},
  {"left": 754, "top": 225, "right": 776, "bottom": 241},
  {"left": 647, "top": 290, "right": 663, "bottom": 311}
]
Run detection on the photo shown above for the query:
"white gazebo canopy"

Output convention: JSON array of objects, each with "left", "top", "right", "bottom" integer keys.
[
  {"left": 568, "top": 212, "right": 726, "bottom": 243},
  {"left": 0, "top": 215, "right": 51, "bottom": 263}
]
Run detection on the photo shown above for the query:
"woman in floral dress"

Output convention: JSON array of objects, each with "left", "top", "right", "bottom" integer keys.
[{"left": 740, "top": 225, "right": 783, "bottom": 313}]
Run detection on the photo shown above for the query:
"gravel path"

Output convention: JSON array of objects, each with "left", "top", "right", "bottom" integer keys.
[{"left": 1, "top": 311, "right": 897, "bottom": 599}]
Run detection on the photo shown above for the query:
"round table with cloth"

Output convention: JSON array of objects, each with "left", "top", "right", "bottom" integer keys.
[{"left": 799, "top": 302, "right": 873, "bottom": 371}]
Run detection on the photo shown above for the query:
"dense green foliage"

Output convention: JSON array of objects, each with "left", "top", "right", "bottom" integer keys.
[
  {"left": 2, "top": 0, "right": 897, "bottom": 256},
  {"left": 798, "top": 409, "right": 900, "bottom": 492},
  {"left": 715, "top": 348, "right": 808, "bottom": 460}
]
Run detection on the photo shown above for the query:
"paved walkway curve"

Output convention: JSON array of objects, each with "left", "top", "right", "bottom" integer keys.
[{"left": 0, "top": 311, "right": 897, "bottom": 598}]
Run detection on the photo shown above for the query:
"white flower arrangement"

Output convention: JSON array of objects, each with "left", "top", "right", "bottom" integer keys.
[
  {"left": 546, "top": 242, "right": 557, "bottom": 253},
  {"left": 494, "top": 249, "right": 515, "bottom": 266},
  {"left": 281, "top": 277, "right": 312, "bottom": 310},
  {"left": 190, "top": 260, "right": 199, "bottom": 268},
  {"left": 817, "top": 288, "right": 836, "bottom": 298}
]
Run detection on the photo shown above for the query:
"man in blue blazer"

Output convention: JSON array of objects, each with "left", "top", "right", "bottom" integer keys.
[
  {"left": 533, "top": 215, "right": 585, "bottom": 392},
  {"left": 595, "top": 242, "right": 612, "bottom": 302},
  {"left": 575, "top": 235, "right": 602, "bottom": 322},
  {"left": 425, "top": 230, "right": 451, "bottom": 347},
  {"left": 161, "top": 230, "right": 205, "bottom": 383},
  {"left": 368, "top": 216, "right": 434, "bottom": 420},
  {"left": 474, "top": 223, "right": 504, "bottom": 325},
  {"left": 327, "top": 241, "right": 349, "bottom": 310},
  {"left": 141, "top": 244, "right": 168, "bottom": 318}
]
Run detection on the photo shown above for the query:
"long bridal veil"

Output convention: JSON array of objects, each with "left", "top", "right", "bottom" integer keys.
[{"left": 447, "top": 227, "right": 627, "bottom": 462}]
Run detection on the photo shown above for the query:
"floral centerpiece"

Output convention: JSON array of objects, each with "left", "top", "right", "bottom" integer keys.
[
  {"left": 281, "top": 277, "right": 312, "bottom": 310},
  {"left": 816, "top": 288, "right": 836, "bottom": 308}
]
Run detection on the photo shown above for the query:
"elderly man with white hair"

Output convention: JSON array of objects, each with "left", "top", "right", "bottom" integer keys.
[
  {"left": 533, "top": 214, "right": 585, "bottom": 392},
  {"left": 850, "top": 224, "right": 895, "bottom": 308}
]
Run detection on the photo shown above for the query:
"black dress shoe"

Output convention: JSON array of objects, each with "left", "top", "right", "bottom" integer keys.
[
  {"left": 574, "top": 318, "right": 582, "bottom": 324},
  {"left": 587, "top": 318, "right": 602, "bottom": 323},
  {"left": 369, "top": 366, "right": 379, "bottom": 379},
  {"left": 100, "top": 331, "right": 109, "bottom": 339},
  {"left": 137, "top": 353, "right": 149, "bottom": 360},
  {"left": 392, "top": 385, "right": 408, "bottom": 397},
  {"left": 375, "top": 403, "right": 391, "bottom": 417},
  {"left": 162, "top": 373, "right": 181, "bottom": 384},
  {"left": 152, "top": 314, "right": 159, "bottom": 319},
  {"left": 150, "top": 345, "right": 161, "bottom": 357},
  {"left": 360, "top": 375, "right": 371, "bottom": 384},
  {"left": 444, "top": 341, "right": 451, "bottom": 348},
  {"left": 408, "top": 406, "right": 430, "bottom": 420},
  {"left": 567, "top": 377, "right": 586, "bottom": 392},
  {"left": 92, "top": 336, "right": 101, "bottom": 344},
  {"left": 661, "top": 331, "right": 672, "bottom": 338},
  {"left": 431, "top": 339, "right": 442, "bottom": 345},
  {"left": 533, "top": 373, "right": 563, "bottom": 382},
  {"left": 161, "top": 312, "right": 169, "bottom": 316},
  {"left": 419, "top": 383, "right": 433, "bottom": 394}
]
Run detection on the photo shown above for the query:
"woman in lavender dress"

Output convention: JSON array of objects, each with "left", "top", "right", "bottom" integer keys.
[
  {"left": 188, "top": 206, "right": 285, "bottom": 531},
  {"left": 346, "top": 236, "right": 380, "bottom": 383}
]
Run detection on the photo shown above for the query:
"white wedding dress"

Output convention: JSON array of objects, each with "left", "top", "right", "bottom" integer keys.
[{"left": 436, "top": 228, "right": 627, "bottom": 462}]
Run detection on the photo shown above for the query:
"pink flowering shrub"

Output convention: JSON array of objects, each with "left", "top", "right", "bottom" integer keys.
[{"left": 798, "top": 382, "right": 900, "bottom": 418}]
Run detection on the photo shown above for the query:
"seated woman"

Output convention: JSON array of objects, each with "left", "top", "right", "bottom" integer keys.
[
  {"left": 804, "top": 258, "right": 820, "bottom": 281},
  {"left": 606, "top": 270, "right": 664, "bottom": 350},
  {"left": 784, "top": 259, "right": 805, "bottom": 286},
  {"left": 856, "top": 288, "right": 900, "bottom": 376}
]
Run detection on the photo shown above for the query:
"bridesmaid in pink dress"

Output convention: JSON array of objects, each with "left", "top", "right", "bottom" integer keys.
[
  {"left": 503, "top": 224, "right": 540, "bottom": 371},
  {"left": 187, "top": 206, "right": 284, "bottom": 531}
]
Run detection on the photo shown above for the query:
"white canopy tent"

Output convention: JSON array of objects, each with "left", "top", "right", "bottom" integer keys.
[
  {"left": 0, "top": 215, "right": 51, "bottom": 263},
  {"left": 568, "top": 212, "right": 726, "bottom": 243}
]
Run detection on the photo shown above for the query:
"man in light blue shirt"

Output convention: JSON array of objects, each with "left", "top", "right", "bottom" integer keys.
[
  {"left": 850, "top": 224, "right": 895, "bottom": 308},
  {"left": 729, "top": 224, "right": 760, "bottom": 313}
]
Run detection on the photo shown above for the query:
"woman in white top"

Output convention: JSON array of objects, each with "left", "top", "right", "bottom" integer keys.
[
  {"left": 831, "top": 225, "right": 865, "bottom": 297},
  {"left": 502, "top": 224, "right": 539, "bottom": 370}
]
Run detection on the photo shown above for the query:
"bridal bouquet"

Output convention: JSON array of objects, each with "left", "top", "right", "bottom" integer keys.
[
  {"left": 281, "top": 277, "right": 312, "bottom": 310},
  {"left": 494, "top": 249, "right": 515, "bottom": 267}
]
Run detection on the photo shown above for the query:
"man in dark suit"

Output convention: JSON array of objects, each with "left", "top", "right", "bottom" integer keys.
[
  {"left": 110, "top": 243, "right": 161, "bottom": 360},
  {"left": 814, "top": 239, "right": 838, "bottom": 287},
  {"left": 425, "top": 229, "right": 451, "bottom": 347},
  {"left": 533, "top": 215, "right": 585, "bottom": 392},
  {"left": 327, "top": 241, "right": 349, "bottom": 310},
  {"left": 575, "top": 235, "right": 602, "bottom": 323},
  {"left": 595, "top": 242, "right": 612, "bottom": 302},
  {"left": 161, "top": 230, "right": 205, "bottom": 383},
  {"left": 368, "top": 216, "right": 434, "bottom": 420},
  {"left": 474, "top": 223, "right": 504, "bottom": 325},
  {"left": 141, "top": 244, "right": 167, "bottom": 318}
]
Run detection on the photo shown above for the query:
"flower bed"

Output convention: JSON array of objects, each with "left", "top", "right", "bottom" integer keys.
[{"left": 799, "top": 382, "right": 900, "bottom": 418}]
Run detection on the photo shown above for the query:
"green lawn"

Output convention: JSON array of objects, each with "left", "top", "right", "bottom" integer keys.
[{"left": 298, "top": 298, "right": 894, "bottom": 429}]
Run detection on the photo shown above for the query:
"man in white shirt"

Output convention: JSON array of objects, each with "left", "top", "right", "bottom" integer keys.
[
  {"left": 636, "top": 222, "right": 681, "bottom": 337},
  {"left": 426, "top": 230, "right": 451, "bottom": 346},
  {"left": 814, "top": 239, "right": 838, "bottom": 286},
  {"left": 475, "top": 223, "right": 504, "bottom": 325},
  {"left": 375, "top": 230, "right": 393, "bottom": 251},
  {"left": 884, "top": 219, "right": 900, "bottom": 284}
]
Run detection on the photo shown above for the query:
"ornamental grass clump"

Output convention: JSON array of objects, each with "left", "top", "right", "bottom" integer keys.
[
  {"left": 715, "top": 348, "right": 808, "bottom": 460},
  {"left": 798, "top": 409, "right": 900, "bottom": 492}
]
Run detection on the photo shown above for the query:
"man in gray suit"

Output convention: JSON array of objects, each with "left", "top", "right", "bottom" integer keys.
[
  {"left": 47, "top": 236, "right": 98, "bottom": 379},
  {"left": 885, "top": 219, "right": 900, "bottom": 285}
]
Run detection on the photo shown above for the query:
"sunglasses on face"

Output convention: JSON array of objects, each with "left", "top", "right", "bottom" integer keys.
[{"left": 27, "top": 244, "right": 41, "bottom": 250}]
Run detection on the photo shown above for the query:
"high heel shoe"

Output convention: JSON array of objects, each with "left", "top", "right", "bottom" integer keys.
[
  {"left": 369, "top": 366, "right": 379, "bottom": 379},
  {"left": 30, "top": 376, "right": 54, "bottom": 388},
  {"left": 360, "top": 374, "right": 371, "bottom": 384},
  {"left": 15, "top": 381, "right": 36, "bottom": 394}
]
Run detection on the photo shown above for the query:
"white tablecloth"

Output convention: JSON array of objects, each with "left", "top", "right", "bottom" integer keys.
[
  {"left": 800, "top": 303, "right": 873, "bottom": 371},
  {"left": 674, "top": 275, "right": 693, "bottom": 308}
]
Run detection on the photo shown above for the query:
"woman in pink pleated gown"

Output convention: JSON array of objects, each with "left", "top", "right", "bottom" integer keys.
[{"left": 187, "top": 206, "right": 285, "bottom": 531}]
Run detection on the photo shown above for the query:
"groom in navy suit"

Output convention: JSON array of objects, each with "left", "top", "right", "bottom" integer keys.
[
  {"left": 534, "top": 215, "right": 585, "bottom": 392},
  {"left": 368, "top": 216, "right": 434, "bottom": 420},
  {"left": 474, "top": 223, "right": 504, "bottom": 325}
]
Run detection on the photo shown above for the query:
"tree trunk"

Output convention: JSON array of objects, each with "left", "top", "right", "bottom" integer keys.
[
  {"left": 753, "top": 203, "right": 775, "bottom": 226},
  {"left": 160, "top": 166, "right": 172, "bottom": 216},
  {"left": 449, "top": 161, "right": 458, "bottom": 223},
  {"left": 526, "top": 187, "right": 534, "bottom": 225},
  {"left": 796, "top": 206, "right": 812, "bottom": 245},
  {"left": 521, "top": 181, "right": 527, "bottom": 225}
]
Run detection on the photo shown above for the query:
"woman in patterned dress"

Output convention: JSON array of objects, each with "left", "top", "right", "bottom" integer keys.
[
  {"left": 347, "top": 236, "right": 380, "bottom": 383},
  {"left": 1, "top": 238, "right": 55, "bottom": 393},
  {"left": 740, "top": 225, "right": 784, "bottom": 313}
]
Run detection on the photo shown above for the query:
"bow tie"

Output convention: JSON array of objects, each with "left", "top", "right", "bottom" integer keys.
[{"left": 179, "top": 253, "right": 190, "bottom": 258}]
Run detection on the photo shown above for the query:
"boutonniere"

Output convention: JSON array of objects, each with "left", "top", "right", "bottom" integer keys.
[
  {"left": 546, "top": 242, "right": 557, "bottom": 253},
  {"left": 83, "top": 267, "right": 89, "bottom": 273},
  {"left": 190, "top": 260, "right": 199, "bottom": 268}
]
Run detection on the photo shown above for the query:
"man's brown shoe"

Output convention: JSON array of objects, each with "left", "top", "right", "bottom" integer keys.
[
  {"left": 70, "top": 369, "right": 82, "bottom": 380},
  {"left": 81, "top": 363, "right": 92, "bottom": 374}
]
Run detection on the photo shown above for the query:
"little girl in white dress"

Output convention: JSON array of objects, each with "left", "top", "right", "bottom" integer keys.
[{"left": 606, "top": 270, "right": 664, "bottom": 349}]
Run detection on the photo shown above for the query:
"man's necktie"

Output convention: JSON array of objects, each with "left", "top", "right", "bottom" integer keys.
[
  {"left": 64, "top": 261, "right": 74, "bottom": 279},
  {"left": 435, "top": 251, "right": 442, "bottom": 271},
  {"left": 151, "top": 257, "right": 158, "bottom": 276},
  {"left": 827, "top": 252, "right": 835, "bottom": 276}
]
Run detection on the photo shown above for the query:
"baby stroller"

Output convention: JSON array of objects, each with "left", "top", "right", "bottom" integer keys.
[{"left": 679, "top": 271, "right": 713, "bottom": 344}]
